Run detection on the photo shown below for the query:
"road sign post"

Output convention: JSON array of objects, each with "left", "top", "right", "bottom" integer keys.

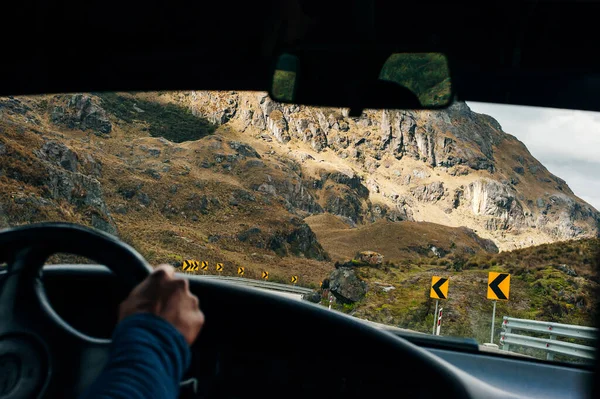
[
  {"left": 487, "top": 272, "right": 510, "bottom": 344},
  {"left": 430, "top": 276, "right": 448, "bottom": 335},
  {"left": 436, "top": 307, "right": 443, "bottom": 336},
  {"left": 490, "top": 300, "right": 497, "bottom": 344},
  {"left": 432, "top": 299, "right": 439, "bottom": 335}
]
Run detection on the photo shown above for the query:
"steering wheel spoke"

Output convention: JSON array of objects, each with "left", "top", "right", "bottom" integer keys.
[{"left": 0, "top": 247, "right": 46, "bottom": 326}]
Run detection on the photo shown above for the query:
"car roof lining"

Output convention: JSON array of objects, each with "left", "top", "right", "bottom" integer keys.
[{"left": 3, "top": 0, "right": 600, "bottom": 111}]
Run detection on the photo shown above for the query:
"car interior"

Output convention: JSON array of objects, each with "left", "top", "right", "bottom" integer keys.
[{"left": 1, "top": 1, "right": 600, "bottom": 398}]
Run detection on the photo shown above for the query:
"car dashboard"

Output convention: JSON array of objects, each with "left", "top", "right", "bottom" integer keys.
[{"left": 1, "top": 265, "right": 594, "bottom": 399}]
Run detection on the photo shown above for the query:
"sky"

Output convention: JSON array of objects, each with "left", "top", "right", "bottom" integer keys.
[{"left": 466, "top": 102, "right": 600, "bottom": 211}]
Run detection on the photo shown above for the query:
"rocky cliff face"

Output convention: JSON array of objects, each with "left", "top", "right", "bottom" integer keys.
[
  {"left": 171, "top": 91, "right": 599, "bottom": 250},
  {"left": 1, "top": 90, "right": 597, "bottom": 267}
]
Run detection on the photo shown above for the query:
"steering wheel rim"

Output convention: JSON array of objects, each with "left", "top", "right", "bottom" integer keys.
[
  {"left": 0, "top": 222, "right": 152, "bottom": 398},
  {"left": 0, "top": 222, "right": 152, "bottom": 286}
]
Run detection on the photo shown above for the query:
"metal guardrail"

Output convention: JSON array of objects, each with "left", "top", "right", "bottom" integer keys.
[
  {"left": 500, "top": 316, "right": 597, "bottom": 361},
  {"left": 189, "top": 275, "right": 314, "bottom": 295}
]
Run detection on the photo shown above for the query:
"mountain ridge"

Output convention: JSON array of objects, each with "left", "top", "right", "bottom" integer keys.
[
  {"left": 1, "top": 91, "right": 597, "bottom": 257},
  {"left": 168, "top": 91, "right": 599, "bottom": 250},
  {"left": 0, "top": 93, "right": 496, "bottom": 281}
]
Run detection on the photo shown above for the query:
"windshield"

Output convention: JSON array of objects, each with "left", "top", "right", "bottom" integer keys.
[{"left": 0, "top": 91, "right": 597, "bottom": 365}]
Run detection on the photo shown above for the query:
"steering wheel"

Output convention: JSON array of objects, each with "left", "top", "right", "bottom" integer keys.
[{"left": 0, "top": 222, "right": 152, "bottom": 398}]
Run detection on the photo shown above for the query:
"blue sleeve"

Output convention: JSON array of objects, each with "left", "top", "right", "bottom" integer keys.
[{"left": 79, "top": 313, "right": 192, "bottom": 399}]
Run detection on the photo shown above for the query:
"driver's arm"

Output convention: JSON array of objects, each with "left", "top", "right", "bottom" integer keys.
[{"left": 79, "top": 265, "right": 205, "bottom": 399}]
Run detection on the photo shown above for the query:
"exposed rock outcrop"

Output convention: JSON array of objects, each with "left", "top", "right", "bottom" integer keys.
[
  {"left": 269, "top": 218, "right": 329, "bottom": 261},
  {"left": 35, "top": 141, "right": 78, "bottom": 172},
  {"left": 302, "top": 290, "right": 322, "bottom": 303},
  {"left": 34, "top": 142, "right": 117, "bottom": 235},
  {"left": 234, "top": 218, "right": 329, "bottom": 261},
  {"left": 466, "top": 179, "right": 525, "bottom": 231},
  {"left": 337, "top": 251, "right": 384, "bottom": 268},
  {"left": 411, "top": 182, "right": 445, "bottom": 202},
  {"left": 51, "top": 94, "right": 112, "bottom": 135},
  {"left": 356, "top": 250, "right": 384, "bottom": 266},
  {"left": 328, "top": 268, "right": 367, "bottom": 303}
]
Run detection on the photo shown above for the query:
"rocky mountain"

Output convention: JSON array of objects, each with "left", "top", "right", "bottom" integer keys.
[
  {"left": 172, "top": 91, "right": 599, "bottom": 251},
  {"left": 0, "top": 91, "right": 509, "bottom": 279},
  {"left": 0, "top": 91, "right": 597, "bottom": 261}
]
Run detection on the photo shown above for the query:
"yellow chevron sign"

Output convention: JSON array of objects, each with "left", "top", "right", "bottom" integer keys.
[
  {"left": 487, "top": 272, "right": 510, "bottom": 300},
  {"left": 261, "top": 271, "right": 269, "bottom": 280},
  {"left": 200, "top": 261, "right": 209, "bottom": 271},
  {"left": 430, "top": 276, "right": 449, "bottom": 300},
  {"left": 216, "top": 263, "right": 224, "bottom": 272},
  {"left": 237, "top": 267, "right": 245, "bottom": 276},
  {"left": 291, "top": 275, "right": 298, "bottom": 284},
  {"left": 181, "top": 260, "right": 199, "bottom": 271}
]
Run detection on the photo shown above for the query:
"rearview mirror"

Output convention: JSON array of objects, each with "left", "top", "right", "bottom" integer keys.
[
  {"left": 269, "top": 51, "right": 453, "bottom": 112},
  {"left": 271, "top": 53, "right": 298, "bottom": 103},
  {"left": 378, "top": 53, "right": 452, "bottom": 108}
]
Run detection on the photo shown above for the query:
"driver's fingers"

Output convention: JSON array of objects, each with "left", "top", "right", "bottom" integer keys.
[
  {"left": 130, "top": 264, "right": 175, "bottom": 297},
  {"left": 162, "top": 277, "right": 199, "bottom": 307},
  {"left": 162, "top": 277, "right": 189, "bottom": 299},
  {"left": 189, "top": 290, "right": 199, "bottom": 308},
  {"left": 153, "top": 264, "right": 176, "bottom": 279}
]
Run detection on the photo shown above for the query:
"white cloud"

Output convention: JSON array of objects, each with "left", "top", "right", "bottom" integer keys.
[{"left": 466, "top": 102, "right": 600, "bottom": 211}]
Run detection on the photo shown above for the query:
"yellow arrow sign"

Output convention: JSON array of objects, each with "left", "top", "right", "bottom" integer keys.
[
  {"left": 291, "top": 275, "right": 298, "bottom": 284},
  {"left": 487, "top": 272, "right": 510, "bottom": 300},
  {"left": 200, "top": 261, "right": 209, "bottom": 271},
  {"left": 430, "top": 276, "right": 449, "bottom": 299},
  {"left": 237, "top": 267, "right": 245, "bottom": 276},
  {"left": 182, "top": 260, "right": 199, "bottom": 271},
  {"left": 216, "top": 263, "right": 224, "bottom": 272},
  {"left": 261, "top": 271, "right": 269, "bottom": 280}
]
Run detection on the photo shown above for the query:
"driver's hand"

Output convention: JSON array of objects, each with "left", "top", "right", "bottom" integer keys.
[{"left": 118, "top": 264, "right": 205, "bottom": 345}]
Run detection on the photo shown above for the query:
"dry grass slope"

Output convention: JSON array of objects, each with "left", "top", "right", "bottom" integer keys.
[{"left": 306, "top": 214, "right": 498, "bottom": 263}]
